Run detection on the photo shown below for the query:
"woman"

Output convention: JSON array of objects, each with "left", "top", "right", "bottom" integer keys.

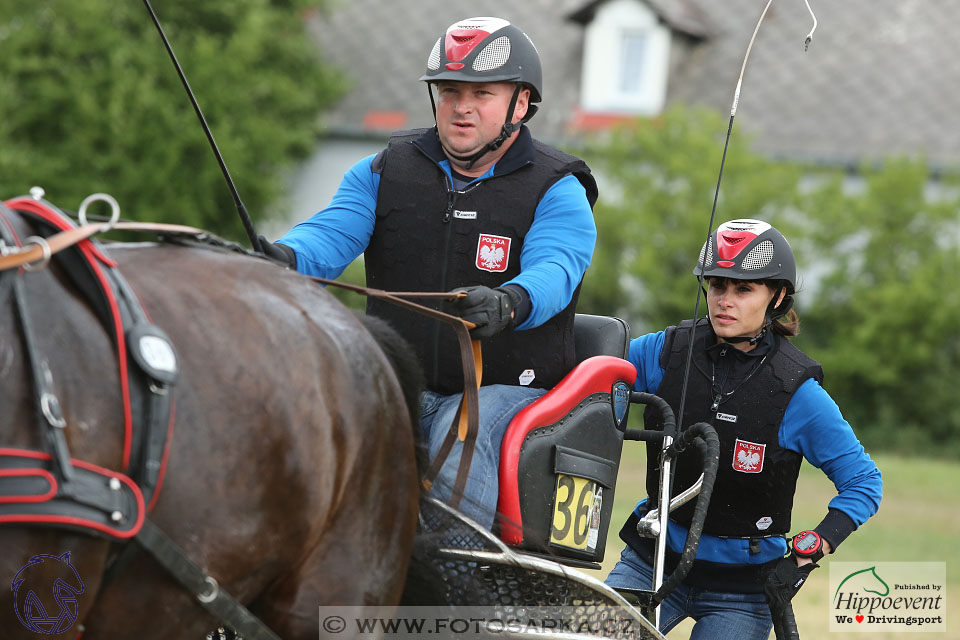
[{"left": 606, "top": 219, "right": 882, "bottom": 639}]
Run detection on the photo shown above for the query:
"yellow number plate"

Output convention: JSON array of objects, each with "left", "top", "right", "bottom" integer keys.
[{"left": 550, "top": 474, "right": 601, "bottom": 551}]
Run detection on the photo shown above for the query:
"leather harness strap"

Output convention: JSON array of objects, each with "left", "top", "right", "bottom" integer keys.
[
  {"left": 0, "top": 220, "right": 207, "bottom": 272},
  {"left": 306, "top": 277, "right": 483, "bottom": 509}
]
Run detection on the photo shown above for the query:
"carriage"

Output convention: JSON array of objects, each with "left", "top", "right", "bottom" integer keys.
[{"left": 1, "top": 192, "right": 721, "bottom": 639}]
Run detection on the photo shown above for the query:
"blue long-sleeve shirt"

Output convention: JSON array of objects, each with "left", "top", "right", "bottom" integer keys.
[
  {"left": 279, "top": 154, "right": 596, "bottom": 330},
  {"left": 628, "top": 330, "right": 883, "bottom": 565}
]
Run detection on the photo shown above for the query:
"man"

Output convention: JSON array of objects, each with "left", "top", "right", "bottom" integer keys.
[{"left": 263, "top": 17, "right": 598, "bottom": 530}]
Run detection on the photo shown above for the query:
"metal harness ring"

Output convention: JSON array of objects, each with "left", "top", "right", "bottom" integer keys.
[
  {"left": 78, "top": 193, "right": 121, "bottom": 231},
  {"left": 21, "top": 236, "right": 52, "bottom": 272},
  {"left": 40, "top": 391, "right": 67, "bottom": 428},
  {"left": 197, "top": 576, "right": 219, "bottom": 604}
]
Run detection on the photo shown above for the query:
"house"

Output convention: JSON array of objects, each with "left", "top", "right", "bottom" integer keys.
[{"left": 273, "top": 0, "right": 960, "bottom": 230}]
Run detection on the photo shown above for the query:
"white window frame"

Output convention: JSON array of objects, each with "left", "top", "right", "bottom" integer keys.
[{"left": 579, "top": 0, "right": 670, "bottom": 115}]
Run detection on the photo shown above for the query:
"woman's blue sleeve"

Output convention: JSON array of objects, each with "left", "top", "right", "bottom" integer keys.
[{"left": 781, "top": 379, "right": 883, "bottom": 528}]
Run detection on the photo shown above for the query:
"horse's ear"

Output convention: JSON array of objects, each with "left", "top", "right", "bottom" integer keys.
[{"left": 59, "top": 551, "right": 71, "bottom": 563}]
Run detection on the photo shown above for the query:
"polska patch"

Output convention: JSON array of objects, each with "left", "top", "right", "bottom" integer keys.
[
  {"left": 732, "top": 438, "right": 765, "bottom": 473},
  {"left": 476, "top": 233, "right": 511, "bottom": 272}
]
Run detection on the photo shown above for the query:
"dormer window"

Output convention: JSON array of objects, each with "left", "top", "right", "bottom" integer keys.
[{"left": 574, "top": 0, "right": 676, "bottom": 116}]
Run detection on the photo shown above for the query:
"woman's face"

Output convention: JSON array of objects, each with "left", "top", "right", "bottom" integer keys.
[{"left": 706, "top": 277, "right": 781, "bottom": 350}]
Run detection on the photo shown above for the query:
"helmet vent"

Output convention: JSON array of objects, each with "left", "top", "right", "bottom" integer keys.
[
  {"left": 427, "top": 37, "right": 442, "bottom": 71},
  {"left": 698, "top": 238, "right": 714, "bottom": 267},
  {"left": 742, "top": 240, "right": 775, "bottom": 270},
  {"left": 473, "top": 36, "right": 511, "bottom": 72}
]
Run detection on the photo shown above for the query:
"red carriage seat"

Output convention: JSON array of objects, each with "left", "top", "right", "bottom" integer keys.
[{"left": 497, "top": 314, "right": 634, "bottom": 566}]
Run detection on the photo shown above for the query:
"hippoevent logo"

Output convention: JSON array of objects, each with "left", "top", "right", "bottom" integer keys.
[
  {"left": 829, "top": 562, "right": 945, "bottom": 633},
  {"left": 11, "top": 552, "right": 85, "bottom": 634}
]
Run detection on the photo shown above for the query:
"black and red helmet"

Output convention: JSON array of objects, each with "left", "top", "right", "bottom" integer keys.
[
  {"left": 694, "top": 219, "right": 797, "bottom": 293},
  {"left": 420, "top": 17, "right": 543, "bottom": 103}
]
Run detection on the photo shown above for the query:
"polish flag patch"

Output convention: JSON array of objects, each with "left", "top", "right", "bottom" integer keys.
[
  {"left": 476, "top": 234, "right": 511, "bottom": 272},
  {"left": 732, "top": 438, "right": 765, "bottom": 473}
]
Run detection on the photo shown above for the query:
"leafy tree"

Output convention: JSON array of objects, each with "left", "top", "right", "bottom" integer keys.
[
  {"left": 577, "top": 106, "right": 960, "bottom": 456},
  {"left": 798, "top": 159, "right": 960, "bottom": 456},
  {"left": 0, "top": 0, "right": 345, "bottom": 239},
  {"left": 578, "top": 106, "right": 805, "bottom": 334}
]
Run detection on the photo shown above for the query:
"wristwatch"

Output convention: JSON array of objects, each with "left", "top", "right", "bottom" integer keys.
[{"left": 791, "top": 530, "right": 824, "bottom": 563}]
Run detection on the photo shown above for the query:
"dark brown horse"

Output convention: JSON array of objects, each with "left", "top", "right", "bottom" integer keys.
[{"left": 0, "top": 204, "right": 421, "bottom": 639}]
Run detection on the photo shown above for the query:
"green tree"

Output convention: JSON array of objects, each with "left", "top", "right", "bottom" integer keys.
[
  {"left": 0, "top": 0, "right": 344, "bottom": 238},
  {"left": 798, "top": 159, "right": 960, "bottom": 456},
  {"left": 578, "top": 106, "right": 960, "bottom": 456},
  {"left": 578, "top": 106, "right": 805, "bottom": 334}
]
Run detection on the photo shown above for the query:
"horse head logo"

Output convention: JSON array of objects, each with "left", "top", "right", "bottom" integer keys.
[
  {"left": 11, "top": 552, "right": 85, "bottom": 635},
  {"left": 834, "top": 565, "right": 889, "bottom": 603}
]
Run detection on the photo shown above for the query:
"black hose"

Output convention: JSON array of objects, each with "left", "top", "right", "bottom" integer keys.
[
  {"left": 776, "top": 603, "right": 801, "bottom": 640},
  {"left": 653, "top": 421, "right": 720, "bottom": 605},
  {"left": 629, "top": 392, "right": 677, "bottom": 439}
]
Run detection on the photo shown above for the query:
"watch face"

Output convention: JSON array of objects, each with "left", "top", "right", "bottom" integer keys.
[{"left": 795, "top": 532, "right": 819, "bottom": 553}]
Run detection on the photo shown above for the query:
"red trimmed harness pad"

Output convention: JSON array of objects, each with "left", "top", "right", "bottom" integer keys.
[
  {"left": 0, "top": 449, "right": 145, "bottom": 538},
  {"left": 497, "top": 356, "right": 637, "bottom": 544},
  {"left": 0, "top": 198, "right": 175, "bottom": 538}
]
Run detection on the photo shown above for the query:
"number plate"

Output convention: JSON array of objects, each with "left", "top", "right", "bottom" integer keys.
[{"left": 549, "top": 474, "right": 603, "bottom": 551}]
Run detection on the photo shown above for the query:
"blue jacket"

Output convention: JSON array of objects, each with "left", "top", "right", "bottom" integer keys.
[
  {"left": 628, "top": 329, "right": 882, "bottom": 566},
  {"left": 278, "top": 145, "right": 596, "bottom": 331}
]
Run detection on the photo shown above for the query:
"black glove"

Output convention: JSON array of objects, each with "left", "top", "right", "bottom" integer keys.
[
  {"left": 258, "top": 235, "right": 296, "bottom": 269},
  {"left": 764, "top": 556, "right": 817, "bottom": 637},
  {"left": 451, "top": 285, "right": 522, "bottom": 339}
]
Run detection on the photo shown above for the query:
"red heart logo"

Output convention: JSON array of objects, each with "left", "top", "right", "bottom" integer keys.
[{"left": 856, "top": 615, "right": 864, "bottom": 623}]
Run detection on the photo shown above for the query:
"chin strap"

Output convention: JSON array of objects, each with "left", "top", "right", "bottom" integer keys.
[
  {"left": 429, "top": 84, "right": 526, "bottom": 170},
  {"left": 710, "top": 284, "right": 793, "bottom": 346}
]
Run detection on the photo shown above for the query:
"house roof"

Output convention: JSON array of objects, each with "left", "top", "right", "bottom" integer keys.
[
  {"left": 306, "top": 0, "right": 960, "bottom": 168},
  {"left": 567, "top": 0, "right": 710, "bottom": 39}
]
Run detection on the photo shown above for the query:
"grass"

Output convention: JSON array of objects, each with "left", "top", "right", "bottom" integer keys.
[{"left": 584, "top": 447, "right": 960, "bottom": 639}]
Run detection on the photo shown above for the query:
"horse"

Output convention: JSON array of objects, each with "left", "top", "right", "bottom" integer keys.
[{"left": 0, "top": 201, "right": 423, "bottom": 639}]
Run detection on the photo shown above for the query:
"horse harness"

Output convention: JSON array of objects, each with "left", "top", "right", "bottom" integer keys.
[
  {"left": 0, "top": 197, "right": 287, "bottom": 640},
  {"left": 0, "top": 194, "right": 484, "bottom": 640}
]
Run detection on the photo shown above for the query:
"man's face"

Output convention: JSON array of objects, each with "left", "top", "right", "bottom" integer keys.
[{"left": 434, "top": 81, "right": 529, "bottom": 166}]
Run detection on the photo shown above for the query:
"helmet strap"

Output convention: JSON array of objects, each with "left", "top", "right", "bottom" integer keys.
[
  {"left": 709, "top": 283, "right": 790, "bottom": 346},
  {"left": 434, "top": 84, "right": 524, "bottom": 170},
  {"left": 426, "top": 84, "right": 438, "bottom": 120}
]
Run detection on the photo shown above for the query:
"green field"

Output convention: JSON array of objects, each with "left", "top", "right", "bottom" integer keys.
[{"left": 585, "top": 448, "right": 959, "bottom": 639}]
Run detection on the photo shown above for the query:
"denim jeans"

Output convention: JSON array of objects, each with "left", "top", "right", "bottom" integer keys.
[
  {"left": 606, "top": 546, "right": 773, "bottom": 639},
  {"left": 420, "top": 384, "right": 546, "bottom": 530}
]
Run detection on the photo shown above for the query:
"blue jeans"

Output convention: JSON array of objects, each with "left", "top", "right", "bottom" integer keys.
[
  {"left": 420, "top": 384, "right": 546, "bottom": 530},
  {"left": 606, "top": 546, "right": 773, "bottom": 639}
]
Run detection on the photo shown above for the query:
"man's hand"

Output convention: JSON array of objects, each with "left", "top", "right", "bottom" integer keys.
[
  {"left": 451, "top": 286, "right": 522, "bottom": 339},
  {"left": 258, "top": 235, "right": 296, "bottom": 268}
]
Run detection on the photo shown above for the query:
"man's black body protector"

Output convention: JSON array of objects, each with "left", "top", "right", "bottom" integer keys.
[
  {"left": 642, "top": 319, "right": 823, "bottom": 538},
  {"left": 366, "top": 126, "right": 598, "bottom": 395}
]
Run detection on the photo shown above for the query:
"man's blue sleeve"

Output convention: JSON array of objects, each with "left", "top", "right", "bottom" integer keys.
[
  {"left": 278, "top": 154, "right": 380, "bottom": 279},
  {"left": 781, "top": 379, "right": 883, "bottom": 529},
  {"left": 627, "top": 331, "right": 666, "bottom": 393},
  {"left": 503, "top": 174, "right": 596, "bottom": 329}
]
